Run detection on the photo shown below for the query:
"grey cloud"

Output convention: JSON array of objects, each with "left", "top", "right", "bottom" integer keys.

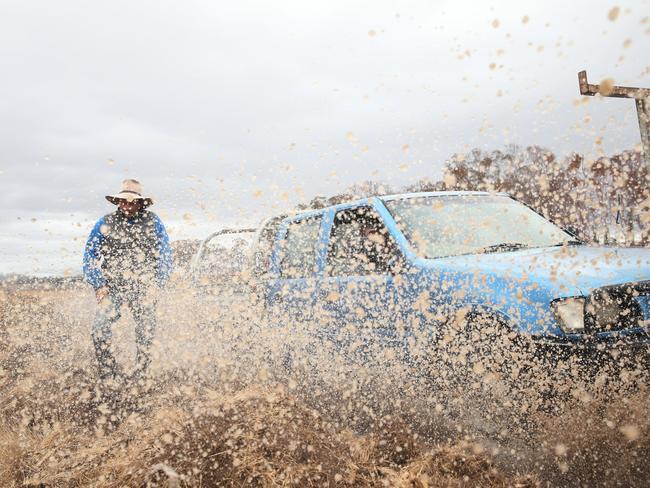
[{"left": 0, "top": 0, "right": 648, "bottom": 274}]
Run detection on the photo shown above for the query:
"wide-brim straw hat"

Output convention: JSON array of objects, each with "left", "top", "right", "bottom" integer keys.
[{"left": 105, "top": 179, "right": 154, "bottom": 207}]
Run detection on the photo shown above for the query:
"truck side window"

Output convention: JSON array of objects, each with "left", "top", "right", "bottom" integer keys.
[
  {"left": 279, "top": 216, "right": 322, "bottom": 279},
  {"left": 252, "top": 216, "right": 286, "bottom": 279},
  {"left": 327, "top": 206, "right": 401, "bottom": 276}
]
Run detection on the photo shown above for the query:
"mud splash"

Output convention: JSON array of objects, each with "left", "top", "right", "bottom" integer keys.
[{"left": 0, "top": 284, "right": 648, "bottom": 487}]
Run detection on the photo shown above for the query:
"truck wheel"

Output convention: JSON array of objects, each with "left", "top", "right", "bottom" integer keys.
[
  {"left": 430, "top": 311, "right": 535, "bottom": 430},
  {"left": 435, "top": 312, "right": 511, "bottom": 379}
]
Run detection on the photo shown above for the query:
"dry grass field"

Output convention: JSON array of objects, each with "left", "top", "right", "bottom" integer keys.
[{"left": 1, "top": 283, "right": 648, "bottom": 487}]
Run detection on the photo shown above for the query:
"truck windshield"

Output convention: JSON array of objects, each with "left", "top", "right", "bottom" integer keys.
[{"left": 384, "top": 194, "right": 573, "bottom": 259}]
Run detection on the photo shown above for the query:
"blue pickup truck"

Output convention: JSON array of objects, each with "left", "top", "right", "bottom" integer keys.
[{"left": 260, "top": 191, "right": 650, "bottom": 385}]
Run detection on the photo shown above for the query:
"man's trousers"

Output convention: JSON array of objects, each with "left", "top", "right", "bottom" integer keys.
[{"left": 92, "top": 288, "right": 157, "bottom": 381}]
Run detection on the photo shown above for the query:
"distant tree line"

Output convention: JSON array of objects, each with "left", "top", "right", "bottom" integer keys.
[{"left": 307, "top": 146, "right": 648, "bottom": 245}]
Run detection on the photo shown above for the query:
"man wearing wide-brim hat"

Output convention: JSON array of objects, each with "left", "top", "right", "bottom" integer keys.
[{"left": 83, "top": 179, "right": 173, "bottom": 382}]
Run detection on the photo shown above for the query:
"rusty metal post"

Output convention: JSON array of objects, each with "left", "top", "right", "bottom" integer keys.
[
  {"left": 578, "top": 70, "right": 590, "bottom": 97},
  {"left": 578, "top": 70, "right": 650, "bottom": 168}
]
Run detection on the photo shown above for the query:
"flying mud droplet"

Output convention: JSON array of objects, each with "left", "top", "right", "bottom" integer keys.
[
  {"left": 472, "top": 361, "right": 485, "bottom": 374},
  {"left": 598, "top": 78, "right": 615, "bottom": 96},
  {"left": 492, "top": 19, "right": 500, "bottom": 29},
  {"left": 522, "top": 15, "right": 529, "bottom": 24},
  {"left": 443, "top": 173, "right": 457, "bottom": 187},
  {"left": 368, "top": 29, "right": 376, "bottom": 37},
  {"left": 619, "top": 424, "right": 640, "bottom": 441},
  {"left": 608, "top": 6, "right": 620, "bottom": 21},
  {"left": 554, "top": 443, "right": 568, "bottom": 456},
  {"left": 258, "top": 367, "right": 269, "bottom": 381}
]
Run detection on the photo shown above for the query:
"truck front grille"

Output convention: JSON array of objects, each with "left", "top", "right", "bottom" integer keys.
[{"left": 585, "top": 281, "right": 649, "bottom": 333}]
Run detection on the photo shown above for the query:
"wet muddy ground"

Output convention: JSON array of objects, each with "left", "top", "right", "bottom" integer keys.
[{"left": 0, "top": 283, "right": 648, "bottom": 487}]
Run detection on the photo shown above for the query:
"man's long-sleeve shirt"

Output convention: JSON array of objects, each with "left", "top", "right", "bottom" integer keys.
[{"left": 83, "top": 210, "right": 173, "bottom": 290}]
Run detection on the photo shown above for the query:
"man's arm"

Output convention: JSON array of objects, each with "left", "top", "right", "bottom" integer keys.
[
  {"left": 83, "top": 218, "right": 108, "bottom": 290},
  {"left": 153, "top": 215, "right": 173, "bottom": 287}
]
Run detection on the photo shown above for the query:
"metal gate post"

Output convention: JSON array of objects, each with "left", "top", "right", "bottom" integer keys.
[
  {"left": 636, "top": 97, "right": 650, "bottom": 168},
  {"left": 578, "top": 70, "right": 650, "bottom": 168}
]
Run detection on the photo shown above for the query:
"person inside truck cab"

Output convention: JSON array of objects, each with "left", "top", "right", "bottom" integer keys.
[
  {"left": 328, "top": 208, "right": 398, "bottom": 275},
  {"left": 359, "top": 219, "right": 392, "bottom": 273}
]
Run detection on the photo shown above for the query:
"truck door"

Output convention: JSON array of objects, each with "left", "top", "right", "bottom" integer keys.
[
  {"left": 266, "top": 214, "right": 324, "bottom": 325},
  {"left": 317, "top": 205, "right": 407, "bottom": 363}
]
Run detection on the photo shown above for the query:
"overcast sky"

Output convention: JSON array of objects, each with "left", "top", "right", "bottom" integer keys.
[{"left": 1, "top": 0, "right": 649, "bottom": 275}]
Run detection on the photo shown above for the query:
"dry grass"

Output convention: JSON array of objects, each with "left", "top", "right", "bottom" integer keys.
[{"left": 1, "top": 380, "right": 537, "bottom": 487}]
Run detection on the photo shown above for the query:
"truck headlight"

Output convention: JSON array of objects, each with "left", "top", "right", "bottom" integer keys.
[{"left": 552, "top": 297, "right": 585, "bottom": 333}]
